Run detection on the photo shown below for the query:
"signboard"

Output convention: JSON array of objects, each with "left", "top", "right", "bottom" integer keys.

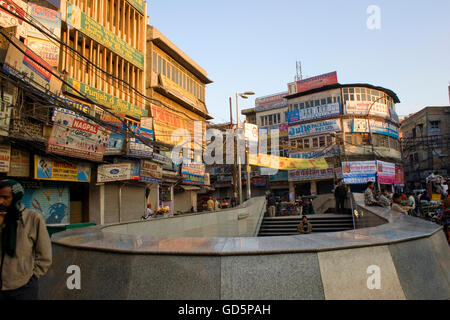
[
  {"left": 288, "top": 102, "right": 341, "bottom": 124},
  {"left": 342, "top": 161, "right": 376, "bottom": 184},
  {"left": 394, "top": 166, "right": 405, "bottom": 186},
  {"left": 289, "top": 167, "right": 335, "bottom": 182},
  {"left": 3, "top": 36, "right": 62, "bottom": 96},
  {"left": 115, "top": 159, "right": 140, "bottom": 180},
  {"left": 105, "top": 133, "right": 125, "bottom": 154},
  {"left": 7, "top": 148, "right": 29, "bottom": 177},
  {"left": 377, "top": 161, "right": 395, "bottom": 185},
  {"left": 255, "top": 92, "right": 288, "bottom": 112},
  {"left": 252, "top": 177, "right": 267, "bottom": 187},
  {"left": 182, "top": 162, "right": 205, "bottom": 177},
  {"left": 268, "top": 170, "right": 289, "bottom": 182},
  {"left": 67, "top": 78, "right": 146, "bottom": 119},
  {"left": 0, "top": 144, "right": 11, "bottom": 172},
  {"left": 290, "top": 147, "right": 338, "bottom": 159},
  {"left": 26, "top": 37, "right": 59, "bottom": 68},
  {"left": 48, "top": 111, "right": 109, "bottom": 162},
  {"left": 28, "top": 1, "right": 61, "bottom": 40},
  {"left": 52, "top": 97, "right": 91, "bottom": 121},
  {"left": 22, "top": 184, "right": 70, "bottom": 225},
  {"left": 296, "top": 72, "right": 338, "bottom": 94},
  {"left": 128, "top": 125, "right": 154, "bottom": 158},
  {"left": 249, "top": 153, "right": 329, "bottom": 170},
  {"left": 97, "top": 163, "right": 132, "bottom": 183},
  {"left": 150, "top": 104, "right": 193, "bottom": 146},
  {"left": 352, "top": 119, "right": 399, "bottom": 139},
  {"left": 67, "top": 3, "right": 144, "bottom": 70},
  {"left": 0, "top": 83, "right": 15, "bottom": 137},
  {"left": 151, "top": 153, "right": 168, "bottom": 165},
  {"left": 0, "top": 0, "right": 28, "bottom": 38},
  {"left": 244, "top": 123, "right": 258, "bottom": 143},
  {"left": 289, "top": 119, "right": 341, "bottom": 139},
  {"left": 34, "top": 155, "right": 91, "bottom": 182},
  {"left": 126, "top": 0, "right": 146, "bottom": 15},
  {"left": 140, "top": 160, "right": 162, "bottom": 183},
  {"left": 182, "top": 173, "right": 204, "bottom": 185},
  {"left": 345, "top": 101, "right": 391, "bottom": 119}
]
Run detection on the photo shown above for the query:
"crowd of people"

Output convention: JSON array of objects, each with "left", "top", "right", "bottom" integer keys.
[{"left": 266, "top": 193, "right": 315, "bottom": 217}]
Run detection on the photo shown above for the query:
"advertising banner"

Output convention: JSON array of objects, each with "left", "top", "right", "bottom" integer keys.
[
  {"left": 345, "top": 101, "right": 390, "bottom": 118},
  {"left": 140, "top": 160, "right": 162, "bottom": 183},
  {"left": 289, "top": 119, "right": 341, "bottom": 140},
  {"left": 342, "top": 161, "right": 376, "bottom": 184},
  {"left": 22, "top": 184, "right": 70, "bottom": 225},
  {"left": 128, "top": 125, "right": 154, "bottom": 158},
  {"left": 48, "top": 111, "right": 109, "bottom": 162},
  {"left": 296, "top": 72, "right": 338, "bottom": 94},
  {"left": 67, "top": 3, "right": 144, "bottom": 70},
  {"left": 352, "top": 119, "right": 399, "bottom": 139},
  {"left": 288, "top": 167, "right": 335, "bottom": 182},
  {"left": 150, "top": 104, "right": 193, "bottom": 146},
  {"left": 287, "top": 102, "right": 341, "bottom": 124},
  {"left": 395, "top": 166, "right": 405, "bottom": 186},
  {"left": 26, "top": 37, "right": 59, "bottom": 68},
  {"left": 249, "top": 153, "right": 329, "bottom": 170},
  {"left": 52, "top": 97, "right": 91, "bottom": 121},
  {"left": 7, "top": 148, "right": 29, "bottom": 177},
  {"left": 252, "top": 177, "right": 267, "bottom": 187},
  {"left": 377, "top": 161, "right": 395, "bottom": 185},
  {"left": 116, "top": 159, "right": 141, "bottom": 180},
  {"left": 97, "top": 163, "right": 132, "bottom": 183},
  {"left": 255, "top": 92, "right": 288, "bottom": 112},
  {"left": 290, "top": 147, "right": 338, "bottom": 159},
  {"left": 182, "top": 173, "right": 204, "bottom": 185},
  {"left": 0, "top": 144, "right": 11, "bottom": 172},
  {"left": 34, "top": 155, "right": 91, "bottom": 182},
  {"left": 244, "top": 123, "right": 258, "bottom": 143},
  {"left": 151, "top": 153, "right": 168, "bottom": 165},
  {"left": 0, "top": 0, "right": 28, "bottom": 38},
  {"left": 182, "top": 162, "right": 205, "bottom": 177},
  {"left": 27, "top": 2, "right": 61, "bottom": 39},
  {"left": 3, "top": 36, "right": 62, "bottom": 96},
  {"left": 67, "top": 78, "right": 146, "bottom": 119}
]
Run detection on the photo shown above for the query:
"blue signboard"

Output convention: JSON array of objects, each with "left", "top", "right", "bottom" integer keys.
[{"left": 287, "top": 102, "right": 340, "bottom": 124}]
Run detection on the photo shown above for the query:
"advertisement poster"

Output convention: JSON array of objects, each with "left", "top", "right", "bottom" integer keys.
[
  {"left": 268, "top": 170, "right": 289, "bottom": 182},
  {"left": 97, "top": 163, "right": 132, "bottom": 183},
  {"left": 0, "top": 144, "right": 11, "bottom": 172},
  {"left": 22, "top": 184, "right": 70, "bottom": 225},
  {"left": 342, "top": 161, "right": 377, "bottom": 184},
  {"left": 7, "top": 148, "right": 29, "bottom": 177},
  {"left": 3, "top": 36, "right": 62, "bottom": 96},
  {"left": 48, "top": 111, "right": 109, "bottom": 162},
  {"left": 345, "top": 101, "right": 390, "bottom": 118},
  {"left": 182, "top": 162, "right": 205, "bottom": 176},
  {"left": 105, "top": 133, "right": 125, "bottom": 155},
  {"left": 67, "top": 3, "right": 144, "bottom": 70},
  {"left": 27, "top": 3, "right": 61, "bottom": 39},
  {"left": 289, "top": 119, "right": 341, "bottom": 139},
  {"left": 290, "top": 147, "right": 338, "bottom": 159},
  {"left": 34, "top": 155, "right": 91, "bottom": 182},
  {"left": 26, "top": 37, "right": 59, "bottom": 68},
  {"left": 395, "top": 166, "right": 405, "bottom": 186},
  {"left": 244, "top": 123, "right": 258, "bottom": 143},
  {"left": 255, "top": 92, "right": 288, "bottom": 112},
  {"left": 377, "top": 161, "right": 395, "bottom": 184},
  {"left": 288, "top": 167, "right": 334, "bottom": 182},
  {"left": 0, "top": 0, "right": 28, "bottom": 38},
  {"left": 128, "top": 125, "right": 154, "bottom": 158},
  {"left": 114, "top": 159, "right": 140, "bottom": 180},
  {"left": 288, "top": 102, "right": 341, "bottom": 124},
  {"left": 140, "top": 160, "right": 162, "bottom": 183},
  {"left": 151, "top": 104, "right": 193, "bottom": 146},
  {"left": 352, "top": 119, "right": 399, "bottom": 139},
  {"left": 296, "top": 72, "right": 338, "bottom": 94},
  {"left": 249, "top": 153, "right": 329, "bottom": 170}
]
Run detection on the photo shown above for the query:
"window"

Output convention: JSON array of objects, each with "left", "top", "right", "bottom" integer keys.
[
  {"left": 297, "top": 140, "right": 303, "bottom": 149},
  {"left": 361, "top": 133, "right": 370, "bottom": 145},
  {"left": 412, "top": 128, "right": 416, "bottom": 138},
  {"left": 291, "top": 140, "right": 297, "bottom": 147},
  {"left": 300, "top": 102, "right": 305, "bottom": 109},
  {"left": 158, "top": 55, "right": 162, "bottom": 74},
  {"left": 268, "top": 115, "right": 273, "bottom": 125},
  {"left": 312, "top": 138, "right": 319, "bottom": 148},
  {"left": 277, "top": 113, "right": 281, "bottom": 124},
  {"left": 327, "top": 97, "right": 332, "bottom": 104},
  {"left": 319, "top": 136, "right": 326, "bottom": 147},
  {"left": 162, "top": 59, "right": 166, "bottom": 76},
  {"left": 260, "top": 116, "right": 265, "bottom": 126},
  {"left": 153, "top": 53, "right": 157, "bottom": 72},
  {"left": 315, "top": 100, "right": 320, "bottom": 106},
  {"left": 303, "top": 139, "right": 310, "bottom": 149},
  {"left": 430, "top": 121, "right": 440, "bottom": 129},
  {"left": 294, "top": 104, "right": 299, "bottom": 110},
  {"left": 321, "top": 99, "right": 326, "bottom": 105},
  {"left": 327, "top": 135, "right": 332, "bottom": 146}
]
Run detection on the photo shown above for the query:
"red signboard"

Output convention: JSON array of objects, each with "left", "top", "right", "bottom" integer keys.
[
  {"left": 395, "top": 166, "right": 405, "bottom": 186},
  {"left": 255, "top": 92, "right": 288, "bottom": 108},
  {"left": 296, "top": 72, "right": 338, "bottom": 94}
]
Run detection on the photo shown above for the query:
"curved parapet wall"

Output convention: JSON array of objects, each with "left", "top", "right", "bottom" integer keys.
[{"left": 39, "top": 194, "right": 450, "bottom": 300}]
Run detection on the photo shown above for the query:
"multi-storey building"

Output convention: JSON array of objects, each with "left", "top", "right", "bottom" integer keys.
[
  {"left": 286, "top": 72, "right": 402, "bottom": 196},
  {"left": 146, "top": 26, "right": 213, "bottom": 214},
  {"left": 400, "top": 106, "right": 450, "bottom": 187}
]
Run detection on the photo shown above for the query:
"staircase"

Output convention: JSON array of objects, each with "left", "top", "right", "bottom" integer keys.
[{"left": 258, "top": 214, "right": 354, "bottom": 237}]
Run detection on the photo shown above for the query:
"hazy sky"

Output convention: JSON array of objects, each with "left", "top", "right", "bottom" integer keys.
[{"left": 148, "top": 0, "right": 450, "bottom": 123}]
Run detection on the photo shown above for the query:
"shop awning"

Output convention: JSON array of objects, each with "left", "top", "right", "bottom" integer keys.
[{"left": 180, "top": 185, "right": 201, "bottom": 191}]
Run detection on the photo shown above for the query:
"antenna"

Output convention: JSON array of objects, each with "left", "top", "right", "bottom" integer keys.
[{"left": 295, "top": 61, "right": 303, "bottom": 81}]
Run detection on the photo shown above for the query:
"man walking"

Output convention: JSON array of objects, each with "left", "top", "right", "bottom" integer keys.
[{"left": 0, "top": 180, "right": 52, "bottom": 300}]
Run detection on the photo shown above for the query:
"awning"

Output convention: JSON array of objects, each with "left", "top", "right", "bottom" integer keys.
[{"left": 180, "top": 185, "right": 201, "bottom": 191}]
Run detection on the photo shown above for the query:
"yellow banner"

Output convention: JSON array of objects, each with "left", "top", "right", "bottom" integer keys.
[{"left": 249, "top": 153, "right": 329, "bottom": 170}]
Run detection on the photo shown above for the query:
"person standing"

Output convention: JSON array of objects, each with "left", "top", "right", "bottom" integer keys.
[
  {"left": 214, "top": 199, "right": 221, "bottom": 211},
  {"left": 0, "top": 180, "right": 52, "bottom": 300},
  {"left": 207, "top": 197, "right": 215, "bottom": 211},
  {"left": 334, "top": 179, "right": 348, "bottom": 214}
]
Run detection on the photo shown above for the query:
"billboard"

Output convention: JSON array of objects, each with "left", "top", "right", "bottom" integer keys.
[
  {"left": 296, "top": 72, "right": 338, "bottom": 94},
  {"left": 151, "top": 104, "right": 194, "bottom": 146},
  {"left": 288, "top": 167, "right": 335, "bottom": 182},
  {"left": 67, "top": 3, "right": 144, "bottom": 70},
  {"left": 287, "top": 102, "right": 341, "bottom": 124},
  {"left": 26, "top": 37, "right": 59, "bottom": 68},
  {"left": 97, "top": 163, "right": 132, "bottom": 183},
  {"left": 0, "top": 0, "right": 28, "bottom": 38},
  {"left": 128, "top": 125, "right": 154, "bottom": 158},
  {"left": 255, "top": 92, "right": 288, "bottom": 112},
  {"left": 345, "top": 101, "right": 390, "bottom": 119},
  {"left": 395, "top": 166, "right": 405, "bottom": 186},
  {"left": 3, "top": 35, "right": 62, "bottom": 96},
  {"left": 47, "top": 111, "right": 110, "bottom": 162},
  {"left": 244, "top": 123, "right": 258, "bottom": 143},
  {"left": 249, "top": 153, "right": 329, "bottom": 170},
  {"left": 27, "top": 2, "right": 62, "bottom": 39},
  {"left": 0, "top": 82, "right": 16, "bottom": 137},
  {"left": 289, "top": 119, "right": 341, "bottom": 140},
  {"left": 342, "top": 161, "right": 377, "bottom": 184},
  {"left": 34, "top": 155, "right": 91, "bottom": 182},
  {"left": 352, "top": 119, "right": 399, "bottom": 139},
  {"left": 377, "top": 161, "right": 395, "bottom": 185},
  {"left": 140, "top": 160, "right": 162, "bottom": 183}
]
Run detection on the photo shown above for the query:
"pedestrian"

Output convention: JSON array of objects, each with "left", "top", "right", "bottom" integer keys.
[
  {"left": 334, "top": 179, "right": 348, "bottom": 214},
  {"left": 297, "top": 215, "right": 313, "bottom": 234},
  {"left": 207, "top": 197, "right": 215, "bottom": 211},
  {"left": 391, "top": 193, "right": 410, "bottom": 215},
  {"left": 379, "top": 188, "right": 391, "bottom": 208},
  {"left": 0, "top": 180, "right": 52, "bottom": 300},
  {"left": 302, "top": 198, "right": 315, "bottom": 215},
  {"left": 215, "top": 199, "right": 221, "bottom": 211},
  {"left": 364, "top": 182, "right": 381, "bottom": 206}
]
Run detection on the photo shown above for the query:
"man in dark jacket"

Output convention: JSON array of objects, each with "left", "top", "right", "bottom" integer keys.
[
  {"left": 0, "top": 180, "right": 52, "bottom": 300},
  {"left": 334, "top": 179, "right": 348, "bottom": 214}
]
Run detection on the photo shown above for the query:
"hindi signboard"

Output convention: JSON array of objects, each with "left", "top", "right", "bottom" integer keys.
[
  {"left": 395, "top": 166, "right": 405, "bottom": 186},
  {"left": 255, "top": 92, "right": 288, "bottom": 112},
  {"left": 288, "top": 167, "right": 335, "bottom": 182},
  {"left": 296, "top": 72, "right": 338, "bottom": 94},
  {"left": 345, "top": 101, "right": 391, "bottom": 119},
  {"left": 48, "top": 111, "right": 109, "bottom": 162},
  {"left": 34, "top": 155, "right": 91, "bottom": 182},
  {"left": 342, "top": 161, "right": 376, "bottom": 185},
  {"left": 377, "top": 161, "right": 395, "bottom": 185},
  {"left": 0, "top": 144, "right": 11, "bottom": 172}
]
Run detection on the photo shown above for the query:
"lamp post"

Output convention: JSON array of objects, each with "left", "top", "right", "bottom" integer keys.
[{"left": 236, "top": 91, "right": 255, "bottom": 205}]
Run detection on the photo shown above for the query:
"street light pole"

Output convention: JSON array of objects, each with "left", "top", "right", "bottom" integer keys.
[{"left": 236, "top": 93, "right": 243, "bottom": 205}]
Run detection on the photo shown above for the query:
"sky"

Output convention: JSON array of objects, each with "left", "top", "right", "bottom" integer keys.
[{"left": 148, "top": 0, "right": 450, "bottom": 123}]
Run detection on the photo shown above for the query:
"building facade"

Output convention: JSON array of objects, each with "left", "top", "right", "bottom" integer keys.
[{"left": 400, "top": 106, "right": 450, "bottom": 186}]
